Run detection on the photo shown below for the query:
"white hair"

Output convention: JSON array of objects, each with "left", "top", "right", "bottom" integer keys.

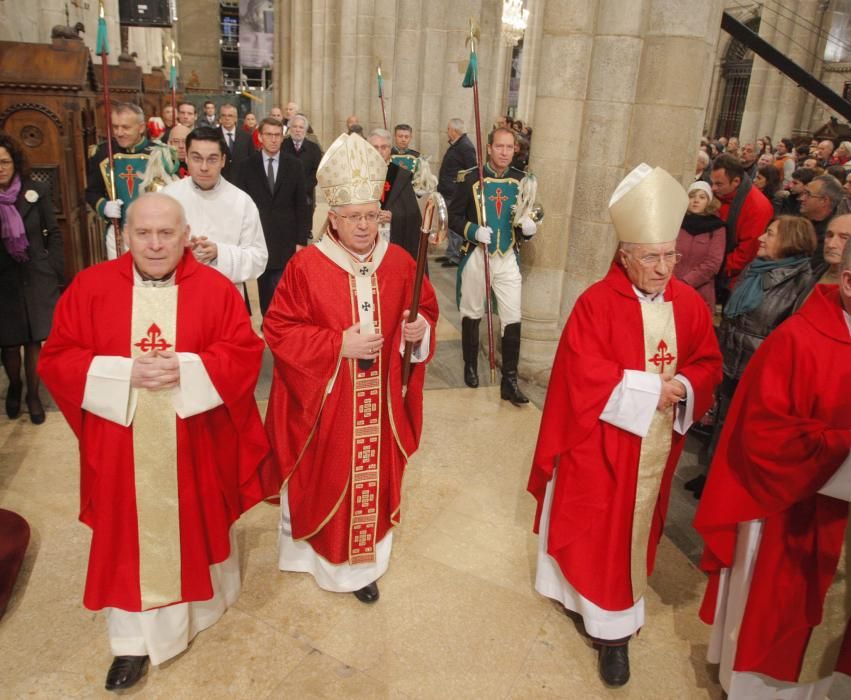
[{"left": 369, "top": 128, "right": 391, "bottom": 142}]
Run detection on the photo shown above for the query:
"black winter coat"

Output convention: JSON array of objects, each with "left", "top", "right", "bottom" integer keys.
[
  {"left": 718, "top": 257, "right": 814, "bottom": 380},
  {"left": 0, "top": 179, "right": 63, "bottom": 345}
]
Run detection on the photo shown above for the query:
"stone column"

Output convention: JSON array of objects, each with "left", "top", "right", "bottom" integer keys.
[
  {"left": 755, "top": 3, "right": 794, "bottom": 141},
  {"left": 515, "top": 0, "right": 545, "bottom": 124},
  {"left": 520, "top": 0, "right": 724, "bottom": 382},
  {"left": 738, "top": 2, "right": 781, "bottom": 141},
  {"left": 773, "top": 0, "right": 820, "bottom": 139}
]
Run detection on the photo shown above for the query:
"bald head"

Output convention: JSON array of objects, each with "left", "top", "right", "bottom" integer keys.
[
  {"left": 124, "top": 193, "right": 190, "bottom": 279},
  {"left": 168, "top": 123, "right": 191, "bottom": 160}
]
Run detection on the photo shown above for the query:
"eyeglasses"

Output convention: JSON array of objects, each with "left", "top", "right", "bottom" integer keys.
[
  {"left": 0, "top": 159, "right": 13, "bottom": 168},
  {"left": 801, "top": 189, "right": 825, "bottom": 199},
  {"left": 626, "top": 251, "right": 683, "bottom": 268},
  {"left": 188, "top": 153, "right": 222, "bottom": 166},
  {"left": 335, "top": 211, "right": 380, "bottom": 225}
]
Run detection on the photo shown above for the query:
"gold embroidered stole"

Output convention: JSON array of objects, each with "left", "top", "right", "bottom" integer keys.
[
  {"left": 314, "top": 234, "right": 389, "bottom": 564},
  {"left": 630, "top": 302, "right": 677, "bottom": 602},
  {"left": 348, "top": 270, "right": 382, "bottom": 564},
  {"left": 130, "top": 285, "right": 182, "bottom": 609},
  {"left": 798, "top": 507, "right": 851, "bottom": 682}
]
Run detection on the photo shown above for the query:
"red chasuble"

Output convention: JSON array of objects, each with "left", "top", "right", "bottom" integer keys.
[
  {"left": 261, "top": 240, "right": 438, "bottom": 565},
  {"left": 695, "top": 285, "right": 851, "bottom": 682},
  {"left": 527, "top": 263, "right": 721, "bottom": 611},
  {"left": 38, "top": 251, "right": 269, "bottom": 611}
]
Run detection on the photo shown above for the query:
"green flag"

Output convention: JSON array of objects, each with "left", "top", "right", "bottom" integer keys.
[
  {"left": 96, "top": 15, "right": 109, "bottom": 56},
  {"left": 462, "top": 47, "right": 477, "bottom": 88}
]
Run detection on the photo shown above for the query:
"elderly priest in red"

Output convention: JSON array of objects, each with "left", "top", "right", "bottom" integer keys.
[
  {"left": 695, "top": 244, "right": 851, "bottom": 699},
  {"left": 38, "top": 193, "right": 269, "bottom": 692},
  {"left": 527, "top": 164, "right": 722, "bottom": 687},
  {"left": 262, "top": 132, "right": 438, "bottom": 605}
]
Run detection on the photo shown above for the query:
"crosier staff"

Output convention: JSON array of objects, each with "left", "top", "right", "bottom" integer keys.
[
  {"left": 462, "top": 18, "right": 496, "bottom": 381},
  {"left": 165, "top": 40, "right": 181, "bottom": 122},
  {"left": 401, "top": 192, "right": 447, "bottom": 396},
  {"left": 96, "top": 0, "right": 122, "bottom": 256}
]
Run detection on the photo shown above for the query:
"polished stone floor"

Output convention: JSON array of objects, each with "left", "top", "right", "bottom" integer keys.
[{"left": 1, "top": 241, "right": 847, "bottom": 698}]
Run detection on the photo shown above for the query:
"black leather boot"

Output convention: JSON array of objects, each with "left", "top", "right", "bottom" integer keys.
[
  {"left": 461, "top": 317, "right": 480, "bottom": 388},
  {"left": 500, "top": 323, "right": 529, "bottom": 405}
]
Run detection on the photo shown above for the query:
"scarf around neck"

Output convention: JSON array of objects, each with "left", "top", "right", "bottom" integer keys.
[
  {"left": 724, "top": 255, "right": 807, "bottom": 319},
  {"left": 681, "top": 212, "right": 725, "bottom": 235},
  {"left": 0, "top": 175, "right": 28, "bottom": 262}
]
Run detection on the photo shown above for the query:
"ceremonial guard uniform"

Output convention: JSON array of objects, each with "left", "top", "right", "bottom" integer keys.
[
  {"left": 449, "top": 161, "right": 532, "bottom": 405},
  {"left": 86, "top": 138, "right": 153, "bottom": 226},
  {"left": 86, "top": 136, "right": 161, "bottom": 259},
  {"left": 390, "top": 146, "right": 420, "bottom": 174}
]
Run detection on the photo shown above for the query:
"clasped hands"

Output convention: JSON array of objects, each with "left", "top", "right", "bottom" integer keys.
[
  {"left": 131, "top": 350, "right": 180, "bottom": 390},
  {"left": 189, "top": 235, "right": 218, "bottom": 264},
  {"left": 341, "top": 311, "right": 427, "bottom": 360},
  {"left": 657, "top": 372, "right": 685, "bottom": 411}
]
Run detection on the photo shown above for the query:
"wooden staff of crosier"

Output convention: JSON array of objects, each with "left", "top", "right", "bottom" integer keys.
[
  {"left": 96, "top": 0, "right": 122, "bottom": 256},
  {"left": 462, "top": 18, "right": 496, "bottom": 381},
  {"left": 401, "top": 192, "right": 448, "bottom": 396},
  {"left": 377, "top": 64, "right": 388, "bottom": 130}
]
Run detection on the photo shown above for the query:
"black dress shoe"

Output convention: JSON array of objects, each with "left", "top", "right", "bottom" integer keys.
[
  {"left": 5, "top": 383, "right": 21, "bottom": 419},
  {"left": 599, "top": 643, "right": 630, "bottom": 687},
  {"left": 353, "top": 581, "right": 379, "bottom": 604},
  {"left": 435, "top": 256, "right": 449, "bottom": 263},
  {"left": 26, "top": 395, "right": 45, "bottom": 425},
  {"left": 441, "top": 260, "right": 459, "bottom": 268},
  {"left": 105, "top": 655, "right": 149, "bottom": 691}
]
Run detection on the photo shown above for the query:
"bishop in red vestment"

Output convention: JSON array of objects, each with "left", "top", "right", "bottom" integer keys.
[
  {"left": 262, "top": 133, "right": 437, "bottom": 604},
  {"left": 695, "top": 275, "right": 851, "bottom": 699},
  {"left": 528, "top": 165, "right": 722, "bottom": 687},
  {"left": 38, "top": 193, "right": 269, "bottom": 691}
]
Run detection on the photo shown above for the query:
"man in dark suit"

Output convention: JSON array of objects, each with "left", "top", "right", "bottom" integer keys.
[
  {"left": 282, "top": 114, "right": 322, "bottom": 231},
  {"left": 219, "top": 103, "right": 254, "bottom": 181},
  {"left": 437, "top": 118, "right": 477, "bottom": 267},
  {"left": 367, "top": 128, "right": 422, "bottom": 262},
  {"left": 233, "top": 117, "right": 310, "bottom": 314}
]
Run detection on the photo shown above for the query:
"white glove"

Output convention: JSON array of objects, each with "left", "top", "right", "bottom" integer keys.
[
  {"left": 518, "top": 215, "right": 537, "bottom": 238},
  {"left": 104, "top": 199, "right": 124, "bottom": 219},
  {"left": 475, "top": 226, "right": 493, "bottom": 245}
]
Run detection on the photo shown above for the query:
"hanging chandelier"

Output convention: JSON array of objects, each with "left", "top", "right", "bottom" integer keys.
[{"left": 501, "top": 0, "right": 529, "bottom": 47}]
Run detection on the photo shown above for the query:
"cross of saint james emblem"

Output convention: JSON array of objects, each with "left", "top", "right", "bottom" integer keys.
[
  {"left": 648, "top": 339, "right": 675, "bottom": 372},
  {"left": 134, "top": 323, "right": 173, "bottom": 353},
  {"left": 489, "top": 187, "right": 508, "bottom": 217},
  {"left": 119, "top": 164, "right": 137, "bottom": 198}
]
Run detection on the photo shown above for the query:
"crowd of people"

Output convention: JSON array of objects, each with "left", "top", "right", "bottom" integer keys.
[{"left": 1, "top": 98, "right": 849, "bottom": 700}]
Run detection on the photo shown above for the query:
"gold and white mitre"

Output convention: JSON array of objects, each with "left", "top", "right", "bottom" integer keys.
[
  {"left": 608, "top": 163, "right": 688, "bottom": 245},
  {"left": 317, "top": 133, "right": 388, "bottom": 206}
]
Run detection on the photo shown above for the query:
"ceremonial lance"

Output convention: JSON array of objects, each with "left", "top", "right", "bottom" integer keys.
[
  {"left": 164, "top": 40, "right": 181, "bottom": 120},
  {"left": 462, "top": 18, "right": 496, "bottom": 382},
  {"left": 96, "top": 0, "right": 123, "bottom": 256},
  {"left": 377, "top": 64, "right": 388, "bottom": 130},
  {"left": 401, "top": 192, "right": 448, "bottom": 396}
]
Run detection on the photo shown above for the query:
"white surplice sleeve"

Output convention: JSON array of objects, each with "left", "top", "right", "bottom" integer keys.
[
  {"left": 397, "top": 318, "right": 432, "bottom": 363},
  {"left": 818, "top": 449, "right": 851, "bottom": 502},
  {"left": 172, "top": 352, "right": 223, "bottom": 418},
  {"left": 600, "top": 370, "right": 661, "bottom": 438},
  {"left": 82, "top": 356, "right": 138, "bottom": 426},
  {"left": 212, "top": 197, "right": 268, "bottom": 283},
  {"left": 82, "top": 353, "right": 224, "bottom": 425},
  {"left": 672, "top": 373, "right": 695, "bottom": 435}
]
